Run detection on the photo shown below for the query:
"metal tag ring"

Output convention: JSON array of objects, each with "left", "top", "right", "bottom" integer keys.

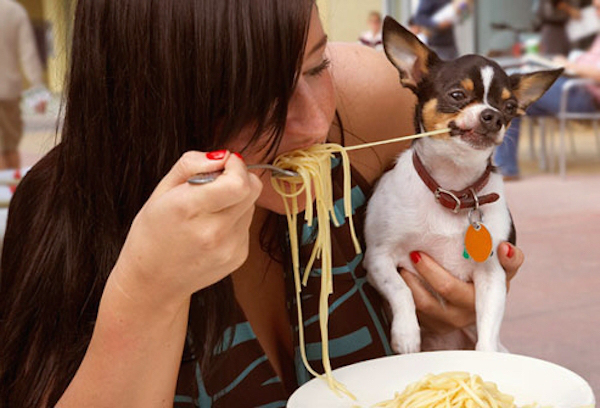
[{"left": 468, "top": 207, "right": 484, "bottom": 228}]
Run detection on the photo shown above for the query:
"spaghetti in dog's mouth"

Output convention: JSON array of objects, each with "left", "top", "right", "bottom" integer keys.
[{"left": 450, "top": 124, "right": 498, "bottom": 150}]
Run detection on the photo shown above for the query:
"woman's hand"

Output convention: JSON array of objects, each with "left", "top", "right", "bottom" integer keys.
[
  {"left": 399, "top": 242, "right": 524, "bottom": 336},
  {"left": 110, "top": 150, "right": 263, "bottom": 312}
]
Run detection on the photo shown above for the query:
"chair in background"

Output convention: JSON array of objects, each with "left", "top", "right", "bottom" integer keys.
[
  {"left": 557, "top": 78, "right": 600, "bottom": 178},
  {"left": 527, "top": 78, "right": 600, "bottom": 177}
]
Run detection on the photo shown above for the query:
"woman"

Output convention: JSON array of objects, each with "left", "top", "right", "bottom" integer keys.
[
  {"left": 413, "top": 0, "right": 460, "bottom": 60},
  {"left": 537, "top": 0, "right": 580, "bottom": 57},
  {"left": 0, "top": 1, "right": 523, "bottom": 407}
]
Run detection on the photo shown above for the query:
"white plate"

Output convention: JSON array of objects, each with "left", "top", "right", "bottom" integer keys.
[{"left": 287, "top": 351, "right": 596, "bottom": 408}]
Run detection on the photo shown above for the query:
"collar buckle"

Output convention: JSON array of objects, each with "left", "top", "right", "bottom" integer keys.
[{"left": 435, "top": 188, "right": 462, "bottom": 213}]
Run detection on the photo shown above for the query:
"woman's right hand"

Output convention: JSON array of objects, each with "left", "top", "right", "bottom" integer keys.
[{"left": 110, "top": 150, "right": 263, "bottom": 311}]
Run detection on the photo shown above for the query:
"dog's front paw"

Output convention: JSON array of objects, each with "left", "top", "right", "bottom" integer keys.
[{"left": 391, "top": 318, "right": 421, "bottom": 354}]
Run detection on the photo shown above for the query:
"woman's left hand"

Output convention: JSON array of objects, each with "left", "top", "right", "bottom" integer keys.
[{"left": 399, "top": 242, "right": 524, "bottom": 336}]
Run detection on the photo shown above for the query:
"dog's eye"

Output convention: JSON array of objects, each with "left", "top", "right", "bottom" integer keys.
[
  {"left": 504, "top": 101, "right": 517, "bottom": 115},
  {"left": 449, "top": 91, "right": 466, "bottom": 101}
]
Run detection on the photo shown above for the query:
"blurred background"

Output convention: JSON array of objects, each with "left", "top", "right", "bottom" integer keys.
[
  {"left": 15, "top": 0, "right": 596, "bottom": 94},
  {"left": 4, "top": 0, "right": 600, "bottom": 399}
]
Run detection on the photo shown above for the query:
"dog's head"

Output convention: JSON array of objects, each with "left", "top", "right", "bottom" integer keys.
[{"left": 382, "top": 16, "right": 562, "bottom": 155}]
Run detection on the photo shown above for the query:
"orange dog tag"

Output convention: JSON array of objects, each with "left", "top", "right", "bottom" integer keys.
[{"left": 464, "top": 223, "right": 493, "bottom": 263}]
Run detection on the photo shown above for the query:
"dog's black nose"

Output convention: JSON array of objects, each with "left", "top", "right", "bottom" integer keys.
[{"left": 480, "top": 109, "right": 503, "bottom": 132}]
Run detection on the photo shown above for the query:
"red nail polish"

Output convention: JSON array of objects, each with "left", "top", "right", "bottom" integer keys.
[
  {"left": 410, "top": 251, "right": 421, "bottom": 264},
  {"left": 233, "top": 152, "right": 244, "bottom": 162},
  {"left": 506, "top": 244, "right": 514, "bottom": 258},
  {"left": 207, "top": 150, "right": 227, "bottom": 160}
]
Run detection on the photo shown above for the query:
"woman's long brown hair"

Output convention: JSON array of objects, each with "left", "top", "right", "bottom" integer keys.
[{"left": 0, "top": 0, "right": 312, "bottom": 406}]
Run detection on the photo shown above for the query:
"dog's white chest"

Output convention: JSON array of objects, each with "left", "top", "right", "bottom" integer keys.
[{"left": 364, "top": 148, "right": 511, "bottom": 282}]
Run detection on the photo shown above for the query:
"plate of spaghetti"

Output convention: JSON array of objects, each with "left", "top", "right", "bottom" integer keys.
[{"left": 286, "top": 350, "right": 596, "bottom": 408}]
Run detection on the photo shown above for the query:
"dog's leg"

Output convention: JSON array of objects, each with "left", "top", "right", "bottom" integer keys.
[
  {"left": 365, "top": 248, "right": 421, "bottom": 354},
  {"left": 472, "top": 260, "right": 507, "bottom": 352}
]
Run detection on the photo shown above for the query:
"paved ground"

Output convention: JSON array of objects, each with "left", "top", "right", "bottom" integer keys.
[
  {"left": 502, "top": 121, "right": 600, "bottom": 399},
  {"left": 503, "top": 175, "right": 600, "bottom": 398},
  {"left": 16, "top": 104, "right": 600, "bottom": 399}
]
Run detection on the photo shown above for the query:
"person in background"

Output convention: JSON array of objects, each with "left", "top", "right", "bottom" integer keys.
[
  {"left": 358, "top": 11, "right": 383, "bottom": 50},
  {"left": 408, "top": 16, "right": 430, "bottom": 45},
  {"left": 0, "top": 0, "right": 48, "bottom": 170},
  {"left": 495, "top": 0, "right": 600, "bottom": 180},
  {"left": 413, "top": 0, "right": 462, "bottom": 60},
  {"left": 537, "top": 0, "right": 581, "bottom": 56}
]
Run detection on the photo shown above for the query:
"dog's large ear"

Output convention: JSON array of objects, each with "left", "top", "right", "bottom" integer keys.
[
  {"left": 382, "top": 16, "right": 440, "bottom": 92},
  {"left": 510, "top": 68, "right": 564, "bottom": 111}
]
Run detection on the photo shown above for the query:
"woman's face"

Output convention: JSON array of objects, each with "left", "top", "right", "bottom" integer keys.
[{"left": 226, "top": 7, "right": 336, "bottom": 214}]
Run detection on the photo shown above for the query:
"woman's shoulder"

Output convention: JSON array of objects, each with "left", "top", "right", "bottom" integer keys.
[
  {"left": 327, "top": 43, "right": 416, "bottom": 183},
  {"left": 328, "top": 42, "right": 415, "bottom": 139}
]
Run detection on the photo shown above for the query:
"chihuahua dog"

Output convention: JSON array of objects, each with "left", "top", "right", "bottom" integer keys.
[{"left": 364, "top": 17, "right": 562, "bottom": 354}]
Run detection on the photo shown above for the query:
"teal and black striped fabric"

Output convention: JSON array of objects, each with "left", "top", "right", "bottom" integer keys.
[{"left": 174, "top": 160, "right": 393, "bottom": 407}]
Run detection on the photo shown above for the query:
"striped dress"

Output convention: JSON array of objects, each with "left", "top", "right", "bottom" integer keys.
[{"left": 173, "top": 159, "right": 394, "bottom": 407}]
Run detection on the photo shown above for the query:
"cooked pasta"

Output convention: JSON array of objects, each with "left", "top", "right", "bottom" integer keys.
[
  {"left": 270, "top": 129, "right": 450, "bottom": 400},
  {"left": 373, "top": 372, "right": 516, "bottom": 408},
  {"left": 272, "top": 143, "right": 360, "bottom": 400}
]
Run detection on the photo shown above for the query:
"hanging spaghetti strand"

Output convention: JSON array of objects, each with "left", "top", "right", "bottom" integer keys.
[{"left": 270, "top": 130, "right": 449, "bottom": 400}]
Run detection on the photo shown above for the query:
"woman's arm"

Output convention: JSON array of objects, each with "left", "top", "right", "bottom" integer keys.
[
  {"left": 57, "top": 276, "right": 190, "bottom": 407},
  {"left": 553, "top": 55, "right": 600, "bottom": 81},
  {"left": 566, "top": 62, "right": 600, "bottom": 82},
  {"left": 54, "top": 151, "right": 262, "bottom": 407}
]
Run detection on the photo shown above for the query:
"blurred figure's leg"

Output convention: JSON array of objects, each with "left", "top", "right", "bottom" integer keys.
[
  {"left": 494, "top": 116, "right": 521, "bottom": 178},
  {"left": 0, "top": 100, "right": 23, "bottom": 170},
  {"left": 3, "top": 151, "right": 20, "bottom": 169}
]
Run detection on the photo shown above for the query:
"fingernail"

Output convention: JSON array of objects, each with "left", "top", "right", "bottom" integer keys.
[
  {"left": 207, "top": 150, "right": 227, "bottom": 160},
  {"left": 233, "top": 152, "right": 244, "bottom": 162},
  {"left": 410, "top": 251, "right": 421, "bottom": 264},
  {"left": 506, "top": 244, "right": 514, "bottom": 259}
]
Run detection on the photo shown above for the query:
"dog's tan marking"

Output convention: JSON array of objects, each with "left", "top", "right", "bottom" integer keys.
[
  {"left": 461, "top": 79, "right": 474, "bottom": 92},
  {"left": 512, "top": 72, "right": 558, "bottom": 107},
  {"left": 501, "top": 88, "right": 511, "bottom": 100},
  {"left": 422, "top": 99, "right": 455, "bottom": 139}
]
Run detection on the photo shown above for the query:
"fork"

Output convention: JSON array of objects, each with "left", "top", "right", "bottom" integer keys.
[{"left": 187, "top": 164, "right": 299, "bottom": 185}]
